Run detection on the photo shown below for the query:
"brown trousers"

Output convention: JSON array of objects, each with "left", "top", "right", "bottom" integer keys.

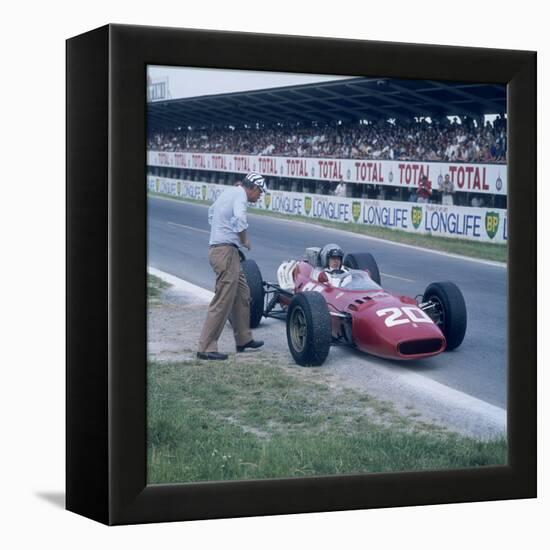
[{"left": 198, "top": 246, "right": 252, "bottom": 352}]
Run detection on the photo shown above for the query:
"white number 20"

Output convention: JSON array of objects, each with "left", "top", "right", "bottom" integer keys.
[{"left": 376, "top": 306, "right": 432, "bottom": 327}]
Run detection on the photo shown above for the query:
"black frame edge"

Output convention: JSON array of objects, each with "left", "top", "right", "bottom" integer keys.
[
  {"left": 110, "top": 25, "right": 537, "bottom": 525},
  {"left": 506, "top": 51, "right": 537, "bottom": 495},
  {"left": 66, "top": 24, "right": 537, "bottom": 525},
  {"left": 66, "top": 24, "right": 110, "bottom": 525}
]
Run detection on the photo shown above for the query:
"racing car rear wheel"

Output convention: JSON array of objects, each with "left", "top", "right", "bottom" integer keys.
[
  {"left": 422, "top": 282, "right": 467, "bottom": 351},
  {"left": 286, "top": 292, "right": 331, "bottom": 366},
  {"left": 343, "top": 252, "right": 381, "bottom": 285},
  {"left": 241, "top": 259, "right": 264, "bottom": 329}
]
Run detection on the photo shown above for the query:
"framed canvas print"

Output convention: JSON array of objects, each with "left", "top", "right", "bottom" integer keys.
[{"left": 66, "top": 24, "right": 536, "bottom": 525}]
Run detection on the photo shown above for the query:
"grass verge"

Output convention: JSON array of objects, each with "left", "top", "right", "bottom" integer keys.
[
  {"left": 148, "top": 273, "right": 171, "bottom": 305},
  {"left": 148, "top": 192, "right": 506, "bottom": 263},
  {"left": 147, "top": 356, "right": 507, "bottom": 484}
]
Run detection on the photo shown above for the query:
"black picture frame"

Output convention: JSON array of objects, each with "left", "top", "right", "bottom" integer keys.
[{"left": 66, "top": 24, "right": 536, "bottom": 526}]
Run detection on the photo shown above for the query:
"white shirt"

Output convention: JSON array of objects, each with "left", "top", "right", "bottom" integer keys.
[
  {"left": 208, "top": 186, "right": 249, "bottom": 246},
  {"left": 335, "top": 183, "right": 346, "bottom": 197}
]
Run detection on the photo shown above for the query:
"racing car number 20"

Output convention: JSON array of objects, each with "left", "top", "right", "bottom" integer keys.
[
  {"left": 240, "top": 245, "right": 467, "bottom": 366},
  {"left": 376, "top": 306, "right": 433, "bottom": 328}
]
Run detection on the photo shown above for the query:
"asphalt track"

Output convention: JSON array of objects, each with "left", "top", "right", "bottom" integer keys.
[{"left": 148, "top": 195, "right": 508, "bottom": 409}]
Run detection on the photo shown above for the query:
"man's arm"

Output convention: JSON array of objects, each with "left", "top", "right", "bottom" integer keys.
[
  {"left": 238, "top": 229, "right": 251, "bottom": 250},
  {"left": 231, "top": 190, "right": 250, "bottom": 249}
]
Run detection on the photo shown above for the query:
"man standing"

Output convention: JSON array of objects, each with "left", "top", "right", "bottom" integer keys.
[
  {"left": 197, "top": 172, "right": 266, "bottom": 360},
  {"left": 439, "top": 174, "right": 455, "bottom": 205},
  {"left": 417, "top": 174, "right": 432, "bottom": 204},
  {"left": 334, "top": 179, "right": 347, "bottom": 197}
]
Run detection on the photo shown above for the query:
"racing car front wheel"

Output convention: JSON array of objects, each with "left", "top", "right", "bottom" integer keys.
[
  {"left": 241, "top": 259, "right": 264, "bottom": 329},
  {"left": 286, "top": 292, "right": 331, "bottom": 366},
  {"left": 422, "top": 281, "right": 467, "bottom": 351},
  {"left": 343, "top": 252, "right": 381, "bottom": 285}
]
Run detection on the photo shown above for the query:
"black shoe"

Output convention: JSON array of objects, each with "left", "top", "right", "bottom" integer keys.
[
  {"left": 236, "top": 340, "right": 264, "bottom": 352},
  {"left": 196, "top": 351, "right": 228, "bottom": 360}
]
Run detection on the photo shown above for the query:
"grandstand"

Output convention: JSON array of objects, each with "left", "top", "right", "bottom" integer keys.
[{"left": 147, "top": 77, "right": 507, "bottom": 208}]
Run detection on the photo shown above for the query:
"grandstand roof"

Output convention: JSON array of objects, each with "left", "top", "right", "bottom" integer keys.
[{"left": 147, "top": 77, "right": 506, "bottom": 131}]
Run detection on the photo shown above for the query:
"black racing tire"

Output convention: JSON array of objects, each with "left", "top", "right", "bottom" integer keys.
[
  {"left": 241, "top": 259, "right": 264, "bottom": 329},
  {"left": 286, "top": 292, "right": 331, "bottom": 366},
  {"left": 423, "top": 281, "right": 467, "bottom": 351},
  {"left": 343, "top": 252, "right": 381, "bottom": 285}
]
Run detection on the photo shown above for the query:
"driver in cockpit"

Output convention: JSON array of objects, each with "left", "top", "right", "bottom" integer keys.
[{"left": 320, "top": 244, "right": 352, "bottom": 287}]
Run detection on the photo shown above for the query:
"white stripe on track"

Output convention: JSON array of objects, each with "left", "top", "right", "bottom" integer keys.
[
  {"left": 167, "top": 221, "right": 210, "bottom": 234},
  {"left": 396, "top": 369, "right": 506, "bottom": 429},
  {"left": 381, "top": 272, "right": 415, "bottom": 283},
  {"left": 148, "top": 267, "right": 214, "bottom": 303}
]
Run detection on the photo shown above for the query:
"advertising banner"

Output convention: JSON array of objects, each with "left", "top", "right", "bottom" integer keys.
[
  {"left": 147, "top": 151, "right": 507, "bottom": 196},
  {"left": 147, "top": 177, "right": 507, "bottom": 243}
]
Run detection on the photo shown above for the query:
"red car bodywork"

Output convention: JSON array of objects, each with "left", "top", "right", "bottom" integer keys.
[{"left": 280, "top": 260, "right": 447, "bottom": 360}]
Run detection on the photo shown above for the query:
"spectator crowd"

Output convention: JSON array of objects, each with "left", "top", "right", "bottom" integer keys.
[{"left": 148, "top": 116, "right": 507, "bottom": 164}]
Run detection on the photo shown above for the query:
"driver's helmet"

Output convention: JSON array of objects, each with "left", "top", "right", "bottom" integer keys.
[
  {"left": 320, "top": 243, "right": 344, "bottom": 269},
  {"left": 243, "top": 171, "right": 267, "bottom": 193}
]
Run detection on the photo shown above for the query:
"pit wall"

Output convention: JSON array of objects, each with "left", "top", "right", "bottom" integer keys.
[{"left": 147, "top": 176, "right": 507, "bottom": 244}]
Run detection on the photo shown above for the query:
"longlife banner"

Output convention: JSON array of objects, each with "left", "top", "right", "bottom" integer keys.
[
  {"left": 147, "top": 150, "right": 507, "bottom": 196},
  {"left": 147, "top": 177, "right": 507, "bottom": 244}
]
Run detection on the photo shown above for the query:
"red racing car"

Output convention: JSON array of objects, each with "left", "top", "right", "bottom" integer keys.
[{"left": 241, "top": 244, "right": 467, "bottom": 366}]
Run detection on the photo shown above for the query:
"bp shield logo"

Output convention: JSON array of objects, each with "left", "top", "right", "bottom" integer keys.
[
  {"left": 485, "top": 211, "right": 500, "bottom": 239},
  {"left": 411, "top": 206, "right": 423, "bottom": 229},
  {"left": 304, "top": 196, "right": 312, "bottom": 215},
  {"left": 352, "top": 201, "right": 362, "bottom": 223},
  {"left": 264, "top": 193, "right": 272, "bottom": 210},
  {"left": 201, "top": 185, "right": 207, "bottom": 201}
]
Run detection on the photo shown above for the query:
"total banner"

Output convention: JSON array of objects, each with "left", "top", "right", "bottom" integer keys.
[
  {"left": 147, "top": 150, "right": 507, "bottom": 196},
  {"left": 147, "top": 177, "right": 507, "bottom": 243}
]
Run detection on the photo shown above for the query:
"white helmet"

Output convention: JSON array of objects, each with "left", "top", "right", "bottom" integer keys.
[{"left": 243, "top": 172, "right": 266, "bottom": 193}]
